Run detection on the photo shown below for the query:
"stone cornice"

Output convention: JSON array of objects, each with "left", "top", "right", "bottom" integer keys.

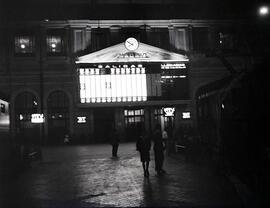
[{"left": 5, "top": 19, "right": 245, "bottom": 29}]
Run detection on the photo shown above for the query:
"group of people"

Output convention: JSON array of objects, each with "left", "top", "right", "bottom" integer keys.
[
  {"left": 109, "top": 124, "right": 167, "bottom": 177},
  {"left": 136, "top": 124, "right": 166, "bottom": 177}
]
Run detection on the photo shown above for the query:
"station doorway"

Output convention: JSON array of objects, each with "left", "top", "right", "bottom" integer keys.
[{"left": 93, "top": 108, "right": 115, "bottom": 143}]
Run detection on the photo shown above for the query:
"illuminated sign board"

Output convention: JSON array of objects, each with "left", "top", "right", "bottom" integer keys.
[
  {"left": 161, "top": 63, "right": 186, "bottom": 69},
  {"left": 117, "top": 52, "right": 149, "bottom": 59},
  {"left": 79, "top": 65, "right": 147, "bottom": 103},
  {"left": 163, "top": 107, "right": 175, "bottom": 117},
  {"left": 77, "top": 116, "right": 86, "bottom": 123},
  {"left": 0, "top": 99, "right": 10, "bottom": 132},
  {"left": 31, "top": 114, "right": 44, "bottom": 123},
  {"left": 182, "top": 112, "right": 191, "bottom": 119}
]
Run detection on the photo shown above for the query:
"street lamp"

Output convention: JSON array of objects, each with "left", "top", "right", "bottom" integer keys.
[{"left": 258, "top": 5, "right": 269, "bottom": 16}]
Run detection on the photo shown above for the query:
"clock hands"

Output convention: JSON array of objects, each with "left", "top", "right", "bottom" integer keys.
[{"left": 127, "top": 41, "right": 134, "bottom": 46}]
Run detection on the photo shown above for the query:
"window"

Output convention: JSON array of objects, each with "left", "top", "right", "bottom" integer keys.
[
  {"left": 0, "top": 103, "right": 5, "bottom": 113},
  {"left": 124, "top": 109, "right": 144, "bottom": 126},
  {"left": 46, "top": 29, "right": 66, "bottom": 55},
  {"left": 218, "top": 32, "right": 235, "bottom": 51},
  {"left": 192, "top": 27, "right": 209, "bottom": 52},
  {"left": 14, "top": 35, "right": 35, "bottom": 55},
  {"left": 124, "top": 108, "right": 145, "bottom": 141}
]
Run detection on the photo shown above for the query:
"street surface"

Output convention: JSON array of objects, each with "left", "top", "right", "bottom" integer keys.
[{"left": 1, "top": 143, "right": 242, "bottom": 207}]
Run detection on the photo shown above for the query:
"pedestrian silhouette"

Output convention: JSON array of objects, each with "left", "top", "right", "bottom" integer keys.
[
  {"left": 110, "top": 128, "right": 119, "bottom": 157},
  {"left": 153, "top": 124, "right": 166, "bottom": 175},
  {"left": 136, "top": 129, "right": 151, "bottom": 177}
]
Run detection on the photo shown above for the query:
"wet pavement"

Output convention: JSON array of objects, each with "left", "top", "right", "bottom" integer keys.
[{"left": 1, "top": 143, "right": 242, "bottom": 207}]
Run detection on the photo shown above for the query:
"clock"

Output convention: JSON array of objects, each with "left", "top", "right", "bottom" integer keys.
[{"left": 125, "top": 37, "right": 139, "bottom": 51}]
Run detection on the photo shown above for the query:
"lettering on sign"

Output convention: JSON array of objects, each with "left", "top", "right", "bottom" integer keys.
[
  {"left": 161, "top": 63, "right": 186, "bottom": 69},
  {"left": 77, "top": 116, "right": 86, "bottom": 123},
  {"left": 31, "top": 114, "right": 44, "bottom": 123},
  {"left": 163, "top": 107, "right": 175, "bottom": 117},
  {"left": 182, "top": 112, "right": 191, "bottom": 119},
  {"left": 117, "top": 52, "right": 149, "bottom": 59}
]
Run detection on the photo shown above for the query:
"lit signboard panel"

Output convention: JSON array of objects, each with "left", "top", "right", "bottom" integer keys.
[
  {"left": 79, "top": 65, "right": 147, "bottom": 103},
  {"left": 0, "top": 99, "right": 10, "bottom": 133},
  {"left": 163, "top": 107, "right": 175, "bottom": 117},
  {"left": 31, "top": 114, "right": 45, "bottom": 123}
]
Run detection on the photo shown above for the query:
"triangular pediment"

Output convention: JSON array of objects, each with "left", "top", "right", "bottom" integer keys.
[{"left": 76, "top": 42, "right": 189, "bottom": 64}]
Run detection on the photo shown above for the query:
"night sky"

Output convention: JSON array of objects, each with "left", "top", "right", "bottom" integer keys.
[{"left": 1, "top": 0, "right": 268, "bottom": 21}]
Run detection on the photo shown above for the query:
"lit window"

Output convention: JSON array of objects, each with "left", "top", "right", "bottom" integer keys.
[
  {"left": 14, "top": 35, "right": 35, "bottom": 55},
  {"left": 47, "top": 35, "right": 64, "bottom": 53}
]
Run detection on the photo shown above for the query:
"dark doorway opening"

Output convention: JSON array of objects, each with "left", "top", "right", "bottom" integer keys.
[{"left": 93, "top": 108, "right": 115, "bottom": 143}]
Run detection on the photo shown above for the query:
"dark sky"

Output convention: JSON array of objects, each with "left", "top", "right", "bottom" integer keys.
[{"left": 1, "top": 0, "right": 268, "bottom": 21}]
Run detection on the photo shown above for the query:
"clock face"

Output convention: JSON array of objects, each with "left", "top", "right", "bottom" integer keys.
[{"left": 125, "top": 37, "right": 139, "bottom": 51}]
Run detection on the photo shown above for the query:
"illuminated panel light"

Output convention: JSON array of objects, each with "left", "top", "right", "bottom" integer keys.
[
  {"left": 182, "top": 112, "right": 191, "bottom": 119},
  {"left": 20, "top": 114, "right": 24, "bottom": 120},
  {"left": 31, "top": 114, "right": 44, "bottom": 123},
  {"left": 77, "top": 116, "right": 86, "bottom": 124},
  {"left": 180, "top": 75, "right": 186, "bottom": 78},
  {"left": 20, "top": 44, "right": 26, "bottom": 49}
]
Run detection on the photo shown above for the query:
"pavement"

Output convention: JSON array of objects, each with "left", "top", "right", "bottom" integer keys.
[{"left": 0, "top": 142, "right": 243, "bottom": 208}]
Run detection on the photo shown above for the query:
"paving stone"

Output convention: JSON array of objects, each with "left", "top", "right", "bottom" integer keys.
[{"left": 1, "top": 143, "right": 242, "bottom": 208}]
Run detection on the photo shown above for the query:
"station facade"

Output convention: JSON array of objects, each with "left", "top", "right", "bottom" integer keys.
[{"left": 0, "top": 20, "right": 245, "bottom": 144}]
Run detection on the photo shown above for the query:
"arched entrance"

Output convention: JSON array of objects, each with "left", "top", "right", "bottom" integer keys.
[
  {"left": 15, "top": 92, "right": 39, "bottom": 144},
  {"left": 47, "top": 91, "right": 70, "bottom": 145}
]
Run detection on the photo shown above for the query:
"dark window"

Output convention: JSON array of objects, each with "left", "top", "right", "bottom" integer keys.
[
  {"left": 46, "top": 29, "right": 66, "bottom": 56},
  {"left": 149, "top": 28, "right": 170, "bottom": 50},
  {"left": 0, "top": 103, "right": 5, "bottom": 113},
  {"left": 14, "top": 35, "right": 35, "bottom": 55},
  {"left": 218, "top": 32, "right": 235, "bottom": 51},
  {"left": 192, "top": 27, "right": 209, "bottom": 52}
]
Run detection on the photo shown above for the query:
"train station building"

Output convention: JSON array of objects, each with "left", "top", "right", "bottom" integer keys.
[{"left": 0, "top": 4, "right": 248, "bottom": 144}]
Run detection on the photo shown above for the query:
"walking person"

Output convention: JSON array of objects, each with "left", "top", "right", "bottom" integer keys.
[
  {"left": 136, "top": 129, "right": 151, "bottom": 177},
  {"left": 110, "top": 128, "right": 119, "bottom": 158},
  {"left": 162, "top": 127, "right": 168, "bottom": 155},
  {"left": 153, "top": 124, "right": 166, "bottom": 175}
]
